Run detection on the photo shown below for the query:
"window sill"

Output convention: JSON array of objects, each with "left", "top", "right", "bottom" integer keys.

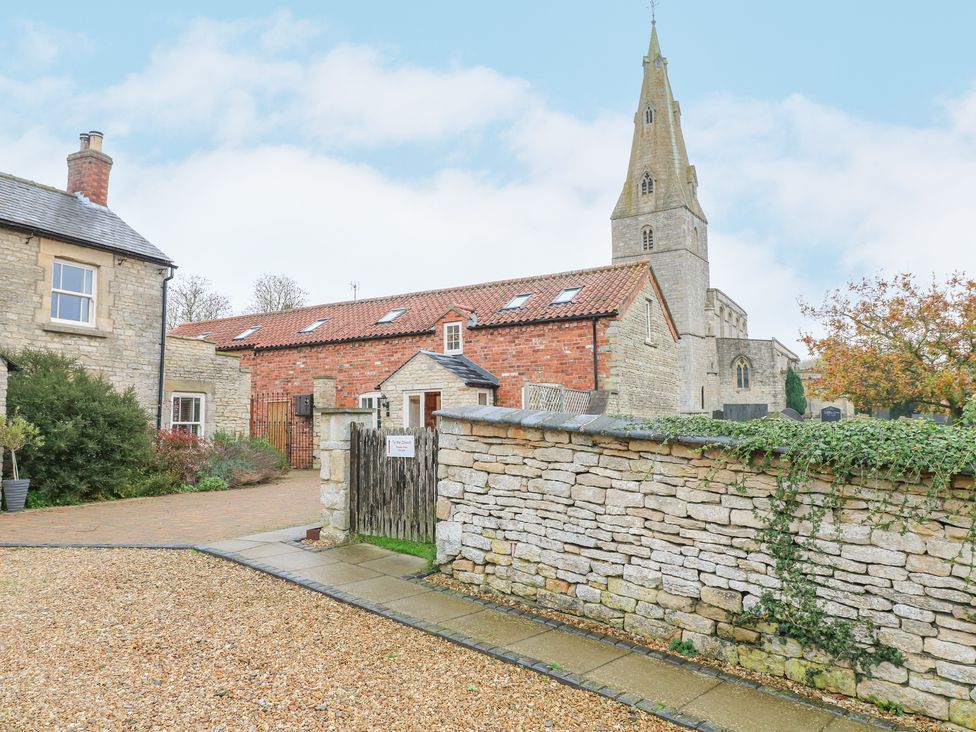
[
  {"left": 42, "top": 322, "right": 110, "bottom": 338},
  {"left": 644, "top": 339, "right": 658, "bottom": 348}
]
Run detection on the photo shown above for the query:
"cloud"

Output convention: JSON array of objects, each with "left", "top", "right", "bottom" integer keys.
[
  {"left": 2, "top": 21, "right": 91, "bottom": 71},
  {"left": 111, "top": 145, "right": 610, "bottom": 312},
  {"left": 97, "top": 14, "right": 529, "bottom": 148},
  {"left": 682, "top": 87, "right": 976, "bottom": 354}
]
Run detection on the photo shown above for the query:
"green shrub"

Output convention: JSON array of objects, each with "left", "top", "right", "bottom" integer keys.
[
  {"left": 785, "top": 367, "right": 807, "bottom": 415},
  {"left": 186, "top": 475, "right": 229, "bottom": 492},
  {"left": 6, "top": 350, "right": 153, "bottom": 504},
  {"left": 205, "top": 433, "right": 288, "bottom": 486}
]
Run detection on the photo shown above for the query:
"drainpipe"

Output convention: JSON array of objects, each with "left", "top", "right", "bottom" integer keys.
[
  {"left": 591, "top": 317, "right": 600, "bottom": 391},
  {"left": 156, "top": 266, "right": 176, "bottom": 428}
]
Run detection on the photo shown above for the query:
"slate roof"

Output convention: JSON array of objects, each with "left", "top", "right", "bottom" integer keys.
[
  {"left": 0, "top": 173, "right": 173, "bottom": 265},
  {"left": 170, "top": 261, "right": 671, "bottom": 350},
  {"left": 411, "top": 351, "right": 499, "bottom": 388}
]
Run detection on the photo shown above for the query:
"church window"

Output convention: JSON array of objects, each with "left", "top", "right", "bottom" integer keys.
[
  {"left": 641, "top": 226, "right": 654, "bottom": 251},
  {"left": 640, "top": 171, "right": 654, "bottom": 196},
  {"left": 644, "top": 107, "right": 653, "bottom": 125},
  {"left": 734, "top": 357, "right": 751, "bottom": 390}
]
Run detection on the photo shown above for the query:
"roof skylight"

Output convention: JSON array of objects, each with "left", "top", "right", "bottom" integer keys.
[
  {"left": 502, "top": 293, "right": 532, "bottom": 310},
  {"left": 232, "top": 325, "right": 261, "bottom": 341},
  {"left": 195, "top": 332, "right": 212, "bottom": 340},
  {"left": 551, "top": 287, "right": 582, "bottom": 305},
  {"left": 299, "top": 318, "right": 330, "bottom": 333},
  {"left": 377, "top": 308, "right": 407, "bottom": 324}
]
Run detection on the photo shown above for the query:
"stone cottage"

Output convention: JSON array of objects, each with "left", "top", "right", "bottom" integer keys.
[
  {"left": 0, "top": 132, "right": 249, "bottom": 438},
  {"left": 171, "top": 262, "right": 680, "bottom": 440}
]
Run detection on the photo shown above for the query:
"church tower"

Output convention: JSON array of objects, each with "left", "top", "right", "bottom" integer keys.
[{"left": 611, "top": 21, "right": 711, "bottom": 413}]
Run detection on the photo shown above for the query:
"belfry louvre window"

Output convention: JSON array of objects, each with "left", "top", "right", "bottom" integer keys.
[
  {"left": 735, "top": 357, "right": 751, "bottom": 390},
  {"left": 644, "top": 107, "right": 653, "bottom": 124},
  {"left": 171, "top": 393, "right": 205, "bottom": 436},
  {"left": 551, "top": 287, "right": 582, "bottom": 305},
  {"left": 51, "top": 260, "right": 95, "bottom": 325},
  {"left": 641, "top": 226, "right": 654, "bottom": 251},
  {"left": 377, "top": 308, "right": 407, "bottom": 324},
  {"left": 641, "top": 171, "right": 653, "bottom": 196}
]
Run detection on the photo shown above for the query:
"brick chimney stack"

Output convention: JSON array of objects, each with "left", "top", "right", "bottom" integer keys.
[{"left": 66, "top": 130, "right": 113, "bottom": 206}]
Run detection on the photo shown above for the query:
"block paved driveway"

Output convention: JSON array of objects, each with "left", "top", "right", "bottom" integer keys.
[{"left": 0, "top": 471, "right": 321, "bottom": 545}]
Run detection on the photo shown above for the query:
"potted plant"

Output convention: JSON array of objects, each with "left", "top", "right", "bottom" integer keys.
[{"left": 0, "top": 414, "right": 43, "bottom": 512}]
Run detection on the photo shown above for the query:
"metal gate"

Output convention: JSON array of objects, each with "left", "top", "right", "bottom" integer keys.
[
  {"left": 250, "top": 392, "right": 314, "bottom": 469},
  {"left": 349, "top": 423, "right": 438, "bottom": 543}
]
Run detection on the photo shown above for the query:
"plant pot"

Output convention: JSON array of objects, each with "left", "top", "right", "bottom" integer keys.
[{"left": 2, "top": 479, "right": 29, "bottom": 513}]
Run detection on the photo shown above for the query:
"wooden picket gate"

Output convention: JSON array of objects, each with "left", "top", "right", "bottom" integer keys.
[{"left": 349, "top": 423, "right": 439, "bottom": 543}]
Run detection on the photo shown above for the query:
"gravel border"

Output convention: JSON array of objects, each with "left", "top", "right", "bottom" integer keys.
[
  {"left": 266, "top": 539, "right": 916, "bottom": 732},
  {"left": 5, "top": 538, "right": 918, "bottom": 732}
]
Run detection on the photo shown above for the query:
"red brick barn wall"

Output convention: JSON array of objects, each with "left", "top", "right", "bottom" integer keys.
[{"left": 239, "top": 316, "right": 613, "bottom": 409}]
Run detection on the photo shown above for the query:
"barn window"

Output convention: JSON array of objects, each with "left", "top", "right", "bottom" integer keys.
[
  {"left": 551, "top": 287, "right": 582, "bottom": 305},
  {"left": 233, "top": 325, "right": 261, "bottom": 341},
  {"left": 377, "top": 308, "right": 407, "bottom": 324},
  {"left": 503, "top": 293, "right": 532, "bottom": 310}
]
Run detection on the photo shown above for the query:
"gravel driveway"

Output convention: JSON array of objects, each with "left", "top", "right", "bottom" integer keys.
[{"left": 0, "top": 548, "right": 678, "bottom": 731}]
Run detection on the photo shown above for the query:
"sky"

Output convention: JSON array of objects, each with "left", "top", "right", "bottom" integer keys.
[{"left": 4, "top": 1, "right": 976, "bottom": 357}]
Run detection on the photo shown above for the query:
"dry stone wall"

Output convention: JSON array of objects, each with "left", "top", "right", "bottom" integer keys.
[{"left": 434, "top": 406, "right": 976, "bottom": 729}]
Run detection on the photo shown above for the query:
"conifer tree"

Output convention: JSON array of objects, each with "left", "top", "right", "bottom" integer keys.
[{"left": 785, "top": 367, "right": 807, "bottom": 415}]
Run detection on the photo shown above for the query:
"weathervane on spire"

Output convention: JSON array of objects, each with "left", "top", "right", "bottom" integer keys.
[{"left": 650, "top": 0, "right": 660, "bottom": 23}]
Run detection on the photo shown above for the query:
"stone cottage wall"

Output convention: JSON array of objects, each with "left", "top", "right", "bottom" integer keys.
[
  {"left": 434, "top": 406, "right": 976, "bottom": 728},
  {"left": 162, "top": 336, "right": 251, "bottom": 437},
  {"left": 0, "top": 226, "right": 166, "bottom": 416}
]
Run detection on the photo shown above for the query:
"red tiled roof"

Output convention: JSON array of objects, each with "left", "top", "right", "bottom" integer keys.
[{"left": 170, "top": 262, "right": 667, "bottom": 350}]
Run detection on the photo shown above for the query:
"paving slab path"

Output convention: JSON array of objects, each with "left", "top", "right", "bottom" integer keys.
[
  {"left": 207, "top": 529, "right": 904, "bottom": 732},
  {"left": 0, "top": 471, "right": 321, "bottom": 545}
]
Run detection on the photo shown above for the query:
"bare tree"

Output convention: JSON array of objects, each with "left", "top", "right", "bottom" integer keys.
[
  {"left": 248, "top": 273, "right": 309, "bottom": 313},
  {"left": 167, "top": 273, "right": 232, "bottom": 327}
]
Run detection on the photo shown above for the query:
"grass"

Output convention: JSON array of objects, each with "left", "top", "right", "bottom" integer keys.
[{"left": 355, "top": 534, "right": 436, "bottom": 564}]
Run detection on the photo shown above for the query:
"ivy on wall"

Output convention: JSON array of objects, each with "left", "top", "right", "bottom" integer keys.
[{"left": 634, "top": 415, "right": 976, "bottom": 677}]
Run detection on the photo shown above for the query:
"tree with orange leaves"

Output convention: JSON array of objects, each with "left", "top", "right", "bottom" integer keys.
[{"left": 801, "top": 273, "right": 976, "bottom": 418}]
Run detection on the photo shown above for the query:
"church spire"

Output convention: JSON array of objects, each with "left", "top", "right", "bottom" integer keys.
[
  {"left": 648, "top": 20, "right": 662, "bottom": 60},
  {"left": 611, "top": 21, "right": 705, "bottom": 224}
]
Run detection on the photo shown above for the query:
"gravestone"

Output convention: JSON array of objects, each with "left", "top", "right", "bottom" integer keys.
[
  {"left": 723, "top": 404, "right": 768, "bottom": 422},
  {"left": 781, "top": 407, "right": 803, "bottom": 421},
  {"left": 821, "top": 406, "right": 842, "bottom": 423}
]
